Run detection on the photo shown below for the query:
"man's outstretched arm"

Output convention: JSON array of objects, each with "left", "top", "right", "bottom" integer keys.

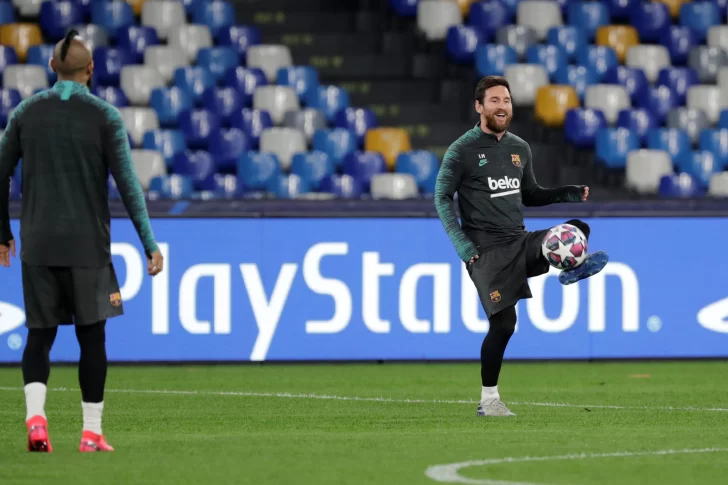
[
  {"left": 0, "top": 109, "right": 22, "bottom": 250},
  {"left": 520, "top": 144, "right": 587, "bottom": 207}
]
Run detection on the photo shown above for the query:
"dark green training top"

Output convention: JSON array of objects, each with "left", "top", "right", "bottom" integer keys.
[
  {"left": 434, "top": 123, "right": 583, "bottom": 262},
  {"left": 0, "top": 80, "right": 158, "bottom": 267}
]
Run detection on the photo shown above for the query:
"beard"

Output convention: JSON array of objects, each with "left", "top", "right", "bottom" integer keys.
[{"left": 484, "top": 110, "right": 511, "bottom": 134}]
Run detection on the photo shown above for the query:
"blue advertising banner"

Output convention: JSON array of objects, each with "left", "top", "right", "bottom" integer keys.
[{"left": 1, "top": 217, "right": 727, "bottom": 363}]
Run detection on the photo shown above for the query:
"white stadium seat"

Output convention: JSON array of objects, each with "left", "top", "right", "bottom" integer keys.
[
  {"left": 246, "top": 45, "right": 293, "bottom": 82},
  {"left": 370, "top": 173, "right": 419, "bottom": 200},
  {"left": 626, "top": 149, "right": 673, "bottom": 194},
  {"left": 707, "top": 26, "right": 728, "bottom": 53},
  {"left": 417, "top": 0, "right": 463, "bottom": 41},
  {"left": 625, "top": 45, "right": 671, "bottom": 83},
  {"left": 120, "top": 65, "right": 165, "bottom": 106},
  {"left": 584, "top": 84, "right": 631, "bottom": 125},
  {"left": 496, "top": 25, "right": 538, "bottom": 58},
  {"left": 3, "top": 66, "right": 48, "bottom": 99},
  {"left": 144, "top": 46, "right": 188, "bottom": 84},
  {"left": 686, "top": 86, "right": 723, "bottom": 125},
  {"left": 141, "top": 0, "right": 187, "bottom": 40},
  {"left": 282, "top": 108, "right": 327, "bottom": 143},
  {"left": 70, "top": 24, "right": 109, "bottom": 52},
  {"left": 253, "top": 86, "right": 300, "bottom": 125},
  {"left": 503, "top": 64, "right": 549, "bottom": 106},
  {"left": 688, "top": 46, "right": 728, "bottom": 84},
  {"left": 718, "top": 67, "right": 728, "bottom": 103},
  {"left": 666, "top": 108, "right": 710, "bottom": 144},
  {"left": 259, "top": 127, "right": 306, "bottom": 172},
  {"left": 130, "top": 149, "right": 166, "bottom": 190},
  {"left": 708, "top": 172, "right": 728, "bottom": 197},
  {"left": 119, "top": 107, "right": 159, "bottom": 147},
  {"left": 516, "top": 1, "right": 562, "bottom": 41},
  {"left": 13, "top": 0, "right": 42, "bottom": 17},
  {"left": 168, "top": 25, "right": 213, "bottom": 64}
]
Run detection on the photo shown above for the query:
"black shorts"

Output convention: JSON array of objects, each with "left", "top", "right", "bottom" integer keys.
[
  {"left": 21, "top": 262, "right": 124, "bottom": 329},
  {"left": 467, "top": 229, "right": 551, "bottom": 319}
]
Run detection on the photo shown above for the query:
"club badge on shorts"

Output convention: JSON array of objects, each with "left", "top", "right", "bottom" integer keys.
[
  {"left": 511, "top": 154, "right": 521, "bottom": 167},
  {"left": 489, "top": 290, "right": 501, "bottom": 302},
  {"left": 109, "top": 292, "right": 122, "bottom": 307}
]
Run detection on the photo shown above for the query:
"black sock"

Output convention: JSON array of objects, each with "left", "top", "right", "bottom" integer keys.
[
  {"left": 22, "top": 328, "right": 58, "bottom": 385},
  {"left": 75, "top": 321, "right": 107, "bottom": 403},
  {"left": 481, "top": 306, "right": 517, "bottom": 387},
  {"left": 565, "top": 219, "right": 590, "bottom": 240}
]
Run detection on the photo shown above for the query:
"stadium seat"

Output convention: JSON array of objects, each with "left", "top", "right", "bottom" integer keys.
[
  {"left": 656, "top": 67, "right": 699, "bottom": 105},
  {"left": 275, "top": 66, "right": 319, "bottom": 107},
  {"left": 202, "top": 87, "right": 244, "bottom": 126},
  {"left": 141, "top": 0, "right": 186, "bottom": 40},
  {"left": 679, "top": 2, "right": 720, "bottom": 43},
  {"left": 700, "top": 129, "right": 728, "bottom": 168},
  {"left": 364, "top": 128, "right": 412, "bottom": 171},
  {"left": 595, "top": 25, "right": 639, "bottom": 64},
  {"left": 686, "top": 86, "right": 722, "bottom": 125},
  {"left": 0, "top": 88, "right": 20, "bottom": 127},
  {"left": 534, "top": 85, "right": 579, "bottom": 127},
  {"left": 646, "top": 127, "right": 691, "bottom": 164},
  {"left": 526, "top": 45, "right": 568, "bottom": 79},
  {"left": 517, "top": 1, "right": 562, "bottom": 40},
  {"left": 636, "top": 85, "right": 679, "bottom": 124},
  {"left": 319, "top": 174, "right": 362, "bottom": 198},
  {"left": 91, "top": 2, "right": 134, "bottom": 41},
  {"left": 149, "top": 86, "right": 193, "bottom": 127},
  {"left": 584, "top": 84, "right": 630, "bottom": 125},
  {"left": 546, "top": 26, "right": 586, "bottom": 61},
  {"left": 246, "top": 45, "right": 293, "bottom": 83},
  {"left": 721, "top": 110, "right": 728, "bottom": 129},
  {"left": 389, "top": 0, "right": 418, "bottom": 16},
  {"left": 252, "top": 86, "right": 299, "bottom": 125},
  {"left": 504, "top": 64, "right": 549, "bottom": 106},
  {"left": 196, "top": 46, "right": 238, "bottom": 84},
  {"left": 259, "top": 127, "right": 306, "bottom": 172},
  {"left": 192, "top": 0, "right": 233, "bottom": 40},
  {"left": 617, "top": 108, "right": 657, "bottom": 144},
  {"left": 0, "top": 24, "right": 42, "bottom": 63},
  {"left": 334, "top": 107, "right": 377, "bottom": 147},
  {"left": 142, "top": 129, "right": 187, "bottom": 168},
  {"left": 630, "top": 2, "right": 670, "bottom": 42},
  {"left": 417, "top": 0, "right": 463, "bottom": 41},
  {"left": 603, "top": 66, "right": 648, "bottom": 104},
  {"left": 707, "top": 26, "right": 728, "bottom": 54},
  {"left": 495, "top": 25, "right": 537, "bottom": 58},
  {"left": 178, "top": 109, "right": 220, "bottom": 149},
  {"left": 467, "top": 0, "right": 510, "bottom": 37},
  {"left": 218, "top": 25, "right": 261, "bottom": 63},
  {"left": 395, "top": 150, "right": 439, "bottom": 194},
  {"left": 69, "top": 25, "right": 105, "bottom": 51},
  {"left": 26, "top": 45, "right": 55, "bottom": 84},
  {"left": 475, "top": 44, "right": 517, "bottom": 77},
  {"left": 207, "top": 128, "right": 250, "bottom": 172},
  {"left": 148, "top": 173, "right": 193, "bottom": 199},
  {"left": 446, "top": 25, "right": 484, "bottom": 64},
  {"left": 120, "top": 65, "right": 165, "bottom": 106},
  {"left": 117, "top": 26, "right": 159, "bottom": 64},
  {"left": 0, "top": 2, "right": 15, "bottom": 24},
  {"left": 658, "top": 173, "right": 702, "bottom": 197},
  {"left": 370, "top": 173, "right": 419, "bottom": 200},
  {"left": 626, "top": 149, "right": 674, "bottom": 193},
  {"left": 0, "top": 46, "right": 17, "bottom": 78},
  {"left": 39, "top": 1, "right": 82, "bottom": 41},
  {"left": 553, "top": 65, "right": 599, "bottom": 101},
  {"left": 660, "top": 26, "right": 699, "bottom": 65},
  {"left": 314, "top": 85, "right": 350, "bottom": 124},
  {"left": 343, "top": 151, "right": 387, "bottom": 192},
  {"left": 10, "top": 174, "right": 21, "bottom": 199},
  {"left": 655, "top": 0, "right": 688, "bottom": 18},
  {"left": 564, "top": 108, "right": 608, "bottom": 148},
  {"left": 174, "top": 66, "right": 215, "bottom": 105},
  {"left": 172, "top": 150, "right": 216, "bottom": 190},
  {"left": 144, "top": 46, "right": 188, "bottom": 84},
  {"left": 312, "top": 128, "right": 357, "bottom": 168},
  {"left": 169, "top": 25, "right": 212, "bottom": 64},
  {"left": 94, "top": 48, "right": 133, "bottom": 87},
  {"left": 626, "top": 46, "right": 671, "bottom": 83},
  {"left": 678, "top": 150, "right": 720, "bottom": 189},
  {"left": 3, "top": 65, "right": 47, "bottom": 99},
  {"left": 577, "top": 45, "right": 618, "bottom": 79},
  {"left": 205, "top": 173, "right": 238, "bottom": 199},
  {"left": 718, "top": 67, "right": 728, "bottom": 92},
  {"left": 224, "top": 67, "right": 267, "bottom": 107},
  {"left": 119, "top": 107, "right": 159, "bottom": 147},
  {"left": 290, "top": 151, "right": 334, "bottom": 191},
  {"left": 237, "top": 151, "right": 280, "bottom": 192},
  {"left": 595, "top": 127, "right": 640, "bottom": 168},
  {"left": 666, "top": 108, "right": 710, "bottom": 147},
  {"left": 92, "top": 86, "right": 128, "bottom": 108},
  {"left": 130, "top": 149, "right": 166, "bottom": 189},
  {"left": 230, "top": 108, "right": 273, "bottom": 148},
  {"left": 567, "top": 2, "right": 609, "bottom": 40},
  {"left": 127, "top": 0, "right": 145, "bottom": 16},
  {"left": 272, "top": 174, "right": 311, "bottom": 199},
  {"left": 283, "top": 108, "right": 327, "bottom": 144},
  {"left": 13, "top": 0, "right": 43, "bottom": 17},
  {"left": 688, "top": 46, "right": 728, "bottom": 84},
  {"left": 709, "top": 172, "right": 728, "bottom": 197}
]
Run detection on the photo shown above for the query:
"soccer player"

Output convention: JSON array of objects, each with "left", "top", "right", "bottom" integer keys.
[
  {"left": 434, "top": 76, "right": 608, "bottom": 417},
  {"left": 0, "top": 31, "right": 163, "bottom": 451}
]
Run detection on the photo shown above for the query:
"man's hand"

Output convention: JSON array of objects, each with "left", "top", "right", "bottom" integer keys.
[
  {"left": 468, "top": 254, "right": 479, "bottom": 265},
  {"left": 582, "top": 186, "right": 590, "bottom": 201},
  {"left": 147, "top": 250, "right": 164, "bottom": 276},
  {"left": 0, "top": 239, "right": 16, "bottom": 267}
]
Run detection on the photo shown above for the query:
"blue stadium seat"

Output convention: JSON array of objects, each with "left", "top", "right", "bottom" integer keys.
[
  {"left": 604, "top": 66, "right": 648, "bottom": 103},
  {"left": 679, "top": 2, "right": 720, "bottom": 43},
  {"left": 395, "top": 150, "right": 439, "bottom": 194},
  {"left": 498, "top": 0, "right": 519, "bottom": 15},
  {"left": 564, "top": 108, "right": 608, "bottom": 148},
  {"left": 312, "top": 129, "right": 357, "bottom": 168},
  {"left": 526, "top": 44, "right": 568, "bottom": 79},
  {"left": 230, "top": 108, "right": 273, "bottom": 148},
  {"left": 699, "top": 129, "right": 728, "bottom": 169},
  {"left": 616, "top": 108, "right": 657, "bottom": 145},
  {"left": 637, "top": 85, "right": 679, "bottom": 125},
  {"left": 647, "top": 128, "right": 692, "bottom": 165},
  {"left": 0, "top": 88, "right": 20, "bottom": 127},
  {"left": 553, "top": 65, "right": 599, "bottom": 100},
  {"left": 172, "top": 150, "right": 216, "bottom": 190},
  {"left": 343, "top": 151, "right": 387, "bottom": 192},
  {"left": 656, "top": 67, "right": 699, "bottom": 105},
  {"left": 178, "top": 109, "right": 220, "bottom": 149},
  {"left": 475, "top": 44, "right": 517, "bottom": 77},
  {"left": 447, "top": 25, "right": 485, "bottom": 63},
  {"left": 148, "top": 174, "right": 194, "bottom": 200},
  {"left": 93, "top": 47, "right": 133, "bottom": 86},
  {"left": 547, "top": 26, "right": 587, "bottom": 61},
  {"left": 630, "top": 2, "right": 670, "bottom": 42},
  {"left": 210, "top": 173, "right": 238, "bottom": 198},
  {"left": 577, "top": 45, "right": 618, "bottom": 79},
  {"left": 468, "top": 0, "right": 511, "bottom": 36},
  {"left": 238, "top": 151, "right": 280, "bottom": 191},
  {"left": 0, "top": 46, "right": 17, "bottom": 77},
  {"left": 197, "top": 46, "right": 238, "bottom": 84},
  {"left": 290, "top": 151, "right": 334, "bottom": 191},
  {"left": 40, "top": 1, "right": 83, "bottom": 41},
  {"left": 715, "top": 0, "right": 728, "bottom": 16},
  {"left": 193, "top": 1, "right": 234, "bottom": 40},
  {"left": 319, "top": 174, "right": 362, "bottom": 198},
  {"left": 334, "top": 108, "right": 377, "bottom": 147},
  {"left": 275, "top": 66, "right": 320, "bottom": 107},
  {"left": 10, "top": 175, "right": 20, "bottom": 200},
  {"left": 91, "top": 2, "right": 134, "bottom": 40},
  {"left": 0, "top": 2, "right": 15, "bottom": 24},
  {"left": 272, "top": 174, "right": 311, "bottom": 199},
  {"left": 92, "top": 86, "right": 128, "bottom": 107},
  {"left": 721, "top": 110, "right": 728, "bottom": 129},
  {"left": 217, "top": 25, "right": 261, "bottom": 62},
  {"left": 181, "top": 0, "right": 205, "bottom": 15},
  {"left": 202, "top": 87, "right": 244, "bottom": 126},
  {"left": 208, "top": 127, "right": 250, "bottom": 172},
  {"left": 567, "top": 2, "right": 609, "bottom": 40},
  {"left": 150, "top": 87, "right": 194, "bottom": 127},
  {"left": 678, "top": 150, "right": 720, "bottom": 188},
  {"left": 601, "top": 0, "right": 639, "bottom": 19},
  {"left": 26, "top": 45, "right": 56, "bottom": 83},
  {"left": 142, "top": 129, "right": 187, "bottom": 169},
  {"left": 314, "top": 85, "right": 350, "bottom": 123},
  {"left": 595, "top": 127, "right": 640, "bottom": 168},
  {"left": 224, "top": 67, "right": 267, "bottom": 106},
  {"left": 388, "top": 0, "right": 418, "bottom": 16},
  {"left": 660, "top": 26, "right": 699, "bottom": 65},
  {"left": 174, "top": 66, "right": 215, "bottom": 105},
  {"left": 658, "top": 173, "right": 703, "bottom": 198},
  {"left": 117, "top": 26, "right": 160, "bottom": 63}
]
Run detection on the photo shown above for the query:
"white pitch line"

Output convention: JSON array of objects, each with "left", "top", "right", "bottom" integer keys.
[
  {"left": 0, "top": 386, "right": 727, "bottom": 413},
  {"left": 425, "top": 447, "right": 728, "bottom": 485}
]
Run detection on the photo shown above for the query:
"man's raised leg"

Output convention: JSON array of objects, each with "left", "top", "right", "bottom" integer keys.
[{"left": 558, "top": 219, "right": 609, "bottom": 286}]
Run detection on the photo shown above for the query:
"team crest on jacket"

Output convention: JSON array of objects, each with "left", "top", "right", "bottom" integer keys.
[
  {"left": 511, "top": 154, "right": 521, "bottom": 167},
  {"left": 109, "top": 292, "right": 122, "bottom": 307},
  {"left": 489, "top": 290, "right": 501, "bottom": 302}
]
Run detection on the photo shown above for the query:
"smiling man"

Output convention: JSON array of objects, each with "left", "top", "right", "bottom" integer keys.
[{"left": 434, "top": 76, "right": 608, "bottom": 417}]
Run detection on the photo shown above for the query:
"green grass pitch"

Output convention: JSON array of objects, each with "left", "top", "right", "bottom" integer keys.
[{"left": 1, "top": 362, "right": 727, "bottom": 485}]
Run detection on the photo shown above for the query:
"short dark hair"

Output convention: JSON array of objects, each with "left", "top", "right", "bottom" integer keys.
[{"left": 474, "top": 76, "right": 511, "bottom": 103}]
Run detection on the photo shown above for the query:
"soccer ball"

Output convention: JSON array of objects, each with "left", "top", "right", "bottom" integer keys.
[{"left": 541, "top": 224, "right": 588, "bottom": 270}]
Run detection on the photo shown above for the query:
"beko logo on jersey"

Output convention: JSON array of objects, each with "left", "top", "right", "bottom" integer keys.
[{"left": 487, "top": 176, "right": 520, "bottom": 198}]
